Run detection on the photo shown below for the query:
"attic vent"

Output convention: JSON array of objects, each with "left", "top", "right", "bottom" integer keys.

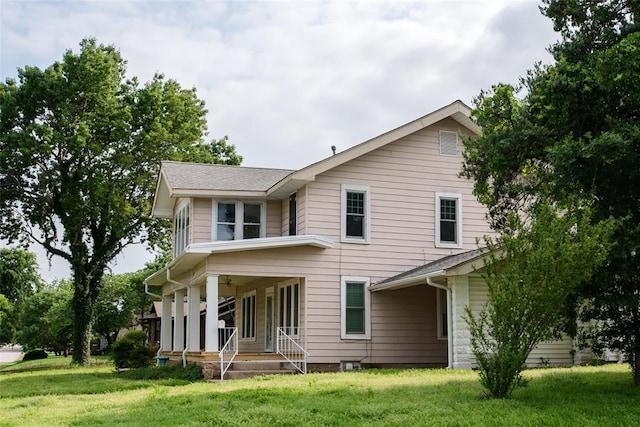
[
  {"left": 341, "top": 361, "right": 361, "bottom": 371},
  {"left": 439, "top": 131, "right": 458, "bottom": 156}
]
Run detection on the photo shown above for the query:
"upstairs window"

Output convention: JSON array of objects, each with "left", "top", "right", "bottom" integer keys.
[
  {"left": 341, "top": 184, "right": 370, "bottom": 243},
  {"left": 214, "top": 201, "right": 265, "bottom": 241},
  {"left": 173, "top": 202, "right": 190, "bottom": 257},
  {"left": 288, "top": 192, "right": 297, "bottom": 236},
  {"left": 435, "top": 192, "right": 463, "bottom": 248},
  {"left": 439, "top": 131, "right": 458, "bottom": 156}
]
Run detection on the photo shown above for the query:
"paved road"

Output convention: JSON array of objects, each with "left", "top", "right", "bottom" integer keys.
[{"left": 0, "top": 345, "right": 23, "bottom": 365}]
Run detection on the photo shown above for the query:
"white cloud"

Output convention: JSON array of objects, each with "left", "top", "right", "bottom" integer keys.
[{"left": 1, "top": 0, "right": 559, "bottom": 282}]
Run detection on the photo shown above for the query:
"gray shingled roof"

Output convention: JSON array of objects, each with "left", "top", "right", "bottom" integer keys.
[
  {"left": 161, "top": 161, "right": 295, "bottom": 192},
  {"left": 374, "top": 248, "right": 487, "bottom": 286}
]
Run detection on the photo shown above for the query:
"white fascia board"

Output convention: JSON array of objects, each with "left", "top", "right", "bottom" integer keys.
[
  {"left": 189, "top": 235, "right": 334, "bottom": 254},
  {"left": 370, "top": 270, "right": 445, "bottom": 292}
]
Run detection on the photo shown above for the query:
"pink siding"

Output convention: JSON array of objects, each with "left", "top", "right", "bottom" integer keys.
[
  {"left": 266, "top": 200, "right": 281, "bottom": 237},
  {"left": 192, "top": 198, "right": 212, "bottom": 244}
]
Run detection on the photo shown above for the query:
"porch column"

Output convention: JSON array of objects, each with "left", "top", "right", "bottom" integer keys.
[
  {"left": 160, "top": 294, "right": 173, "bottom": 352},
  {"left": 174, "top": 289, "right": 185, "bottom": 352},
  {"left": 187, "top": 284, "right": 201, "bottom": 352},
  {"left": 450, "top": 275, "right": 472, "bottom": 369},
  {"left": 205, "top": 275, "right": 219, "bottom": 352}
]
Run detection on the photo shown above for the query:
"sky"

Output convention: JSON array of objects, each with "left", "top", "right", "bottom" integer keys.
[{"left": 0, "top": 0, "right": 559, "bottom": 282}]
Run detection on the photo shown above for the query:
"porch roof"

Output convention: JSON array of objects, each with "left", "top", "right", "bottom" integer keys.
[
  {"left": 144, "top": 235, "right": 334, "bottom": 287},
  {"left": 370, "top": 248, "right": 488, "bottom": 292}
]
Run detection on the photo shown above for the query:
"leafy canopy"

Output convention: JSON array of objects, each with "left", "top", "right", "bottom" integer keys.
[{"left": 0, "top": 38, "right": 241, "bottom": 364}]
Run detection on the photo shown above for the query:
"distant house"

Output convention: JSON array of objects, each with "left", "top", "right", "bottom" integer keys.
[{"left": 145, "top": 100, "right": 580, "bottom": 379}]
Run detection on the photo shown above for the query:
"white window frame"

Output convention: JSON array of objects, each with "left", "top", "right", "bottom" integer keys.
[
  {"left": 439, "top": 131, "right": 459, "bottom": 156},
  {"left": 340, "top": 276, "right": 371, "bottom": 340},
  {"left": 173, "top": 200, "right": 191, "bottom": 258},
  {"left": 435, "top": 192, "right": 463, "bottom": 248},
  {"left": 212, "top": 200, "right": 267, "bottom": 241},
  {"left": 278, "top": 279, "right": 300, "bottom": 338},
  {"left": 436, "top": 288, "right": 448, "bottom": 340},
  {"left": 240, "top": 290, "right": 257, "bottom": 341},
  {"left": 340, "top": 184, "right": 371, "bottom": 244}
]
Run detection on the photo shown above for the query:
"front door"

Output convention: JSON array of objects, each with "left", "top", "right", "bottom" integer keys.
[{"left": 265, "top": 287, "right": 274, "bottom": 352}]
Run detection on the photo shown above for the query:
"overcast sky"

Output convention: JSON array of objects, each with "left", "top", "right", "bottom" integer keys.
[{"left": 1, "top": 0, "right": 559, "bottom": 282}]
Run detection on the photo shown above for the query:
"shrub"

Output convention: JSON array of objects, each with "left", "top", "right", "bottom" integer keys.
[
  {"left": 110, "top": 330, "right": 155, "bottom": 369},
  {"left": 118, "top": 363, "right": 204, "bottom": 381},
  {"left": 22, "top": 349, "right": 48, "bottom": 361}
]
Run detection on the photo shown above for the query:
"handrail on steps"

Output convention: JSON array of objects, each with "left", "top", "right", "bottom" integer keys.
[
  {"left": 277, "top": 327, "right": 308, "bottom": 374},
  {"left": 218, "top": 327, "right": 238, "bottom": 381}
]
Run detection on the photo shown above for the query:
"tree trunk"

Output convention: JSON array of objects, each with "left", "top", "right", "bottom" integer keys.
[
  {"left": 634, "top": 324, "right": 640, "bottom": 386},
  {"left": 70, "top": 271, "right": 99, "bottom": 365}
]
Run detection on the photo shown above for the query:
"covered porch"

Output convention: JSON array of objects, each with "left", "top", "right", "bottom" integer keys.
[{"left": 146, "top": 270, "right": 308, "bottom": 380}]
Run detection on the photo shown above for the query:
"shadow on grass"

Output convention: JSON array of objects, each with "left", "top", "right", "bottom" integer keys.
[
  {"left": 0, "top": 369, "right": 195, "bottom": 399},
  {"left": 64, "top": 367, "right": 640, "bottom": 427}
]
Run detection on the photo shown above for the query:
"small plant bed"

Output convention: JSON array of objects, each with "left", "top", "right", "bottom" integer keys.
[{"left": 117, "top": 363, "right": 204, "bottom": 382}]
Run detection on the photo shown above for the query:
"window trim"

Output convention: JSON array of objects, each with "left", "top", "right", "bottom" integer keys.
[
  {"left": 340, "top": 184, "right": 371, "bottom": 244},
  {"left": 240, "top": 290, "right": 257, "bottom": 341},
  {"left": 439, "top": 130, "right": 459, "bottom": 156},
  {"left": 340, "top": 276, "right": 371, "bottom": 340},
  {"left": 212, "top": 200, "right": 267, "bottom": 241},
  {"left": 173, "top": 200, "right": 191, "bottom": 258},
  {"left": 435, "top": 192, "right": 463, "bottom": 248}
]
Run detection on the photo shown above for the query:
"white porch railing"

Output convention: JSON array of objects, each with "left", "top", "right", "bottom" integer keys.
[
  {"left": 277, "top": 327, "right": 308, "bottom": 374},
  {"left": 218, "top": 327, "right": 238, "bottom": 381}
]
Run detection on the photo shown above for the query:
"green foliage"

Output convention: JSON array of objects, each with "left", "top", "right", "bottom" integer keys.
[
  {"left": 21, "top": 349, "right": 48, "bottom": 361},
  {"left": 462, "top": 0, "right": 640, "bottom": 384},
  {"left": 0, "top": 294, "right": 14, "bottom": 344},
  {"left": 118, "top": 363, "right": 204, "bottom": 381},
  {"left": 466, "top": 202, "right": 616, "bottom": 398},
  {"left": 93, "top": 273, "right": 137, "bottom": 347},
  {"left": 15, "top": 283, "right": 73, "bottom": 353},
  {"left": 0, "top": 247, "right": 41, "bottom": 304},
  {"left": 110, "top": 330, "right": 155, "bottom": 369},
  {"left": 0, "top": 38, "right": 241, "bottom": 365}
]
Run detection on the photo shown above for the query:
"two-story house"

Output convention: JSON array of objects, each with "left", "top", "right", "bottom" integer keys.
[{"left": 145, "top": 100, "right": 577, "bottom": 379}]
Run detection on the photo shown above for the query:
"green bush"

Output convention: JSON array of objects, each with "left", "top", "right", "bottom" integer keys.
[
  {"left": 118, "top": 363, "right": 204, "bottom": 381},
  {"left": 110, "top": 330, "right": 155, "bottom": 369},
  {"left": 22, "top": 349, "right": 48, "bottom": 361}
]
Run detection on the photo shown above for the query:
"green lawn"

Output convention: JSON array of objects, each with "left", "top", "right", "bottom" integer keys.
[{"left": 1, "top": 357, "right": 639, "bottom": 426}]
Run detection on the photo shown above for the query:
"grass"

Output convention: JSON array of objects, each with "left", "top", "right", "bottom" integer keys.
[{"left": 1, "top": 358, "right": 639, "bottom": 426}]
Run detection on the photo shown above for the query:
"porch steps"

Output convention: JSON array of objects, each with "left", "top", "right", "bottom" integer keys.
[{"left": 223, "top": 353, "right": 299, "bottom": 380}]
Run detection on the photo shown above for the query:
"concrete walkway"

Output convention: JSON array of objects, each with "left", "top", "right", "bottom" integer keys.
[{"left": 0, "top": 345, "right": 23, "bottom": 365}]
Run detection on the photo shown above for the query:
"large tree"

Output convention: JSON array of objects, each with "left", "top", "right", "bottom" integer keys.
[
  {"left": 0, "top": 39, "right": 241, "bottom": 364},
  {"left": 462, "top": 0, "right": 640, "bottom": 383}
]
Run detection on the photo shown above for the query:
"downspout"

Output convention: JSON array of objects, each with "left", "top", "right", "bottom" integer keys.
[
  {"left": 166, "top": 268, "right": 189, "bottom": 367},
  {"left": 426, "top": 276, "right": 453, "bottom": 370}
]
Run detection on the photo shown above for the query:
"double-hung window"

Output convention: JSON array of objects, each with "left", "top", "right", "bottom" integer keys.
[
  {"left": 214, "top": 201, "right": 266, "bottom": 241},
  {"left": 341, "top": 184, "right": 370, "bottom": 243},
  {"left": 340, "top": 276, "right": 371, "bottom": 339},
  {"left": 241, "top": 290, "right": 256, "bottom": 340},
  {"left": 435, "top": 192, "right": 463, "bottom": 248},
  {"left": 173, "top": 201, "right": 190, "bottom": 257}
]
